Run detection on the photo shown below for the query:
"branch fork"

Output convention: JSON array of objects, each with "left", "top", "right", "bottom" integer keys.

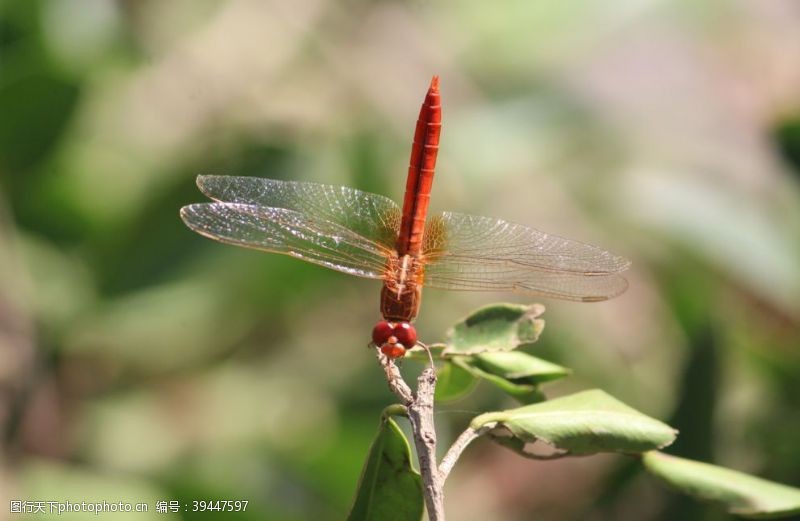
[{"left": 376, "top": 351, "right": 487, "bottom": 521}]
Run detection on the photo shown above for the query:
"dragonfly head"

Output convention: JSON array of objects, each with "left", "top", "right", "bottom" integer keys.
[{"left": 372, "top": 320, "right": 417, "bottom": 359}]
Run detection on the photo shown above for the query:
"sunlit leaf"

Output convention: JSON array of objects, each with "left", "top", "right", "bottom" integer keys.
[
  {"left": 435, "top": 361, "right": 478, "bottom": 402},
  {"left": 473, "top": 389, "right": 676, "bottom": 456},
  {"left": 443, "top": 350, "right": 564, "bottom": 403},
  {"left": 472, "top": 351, "right": 570, "bottom": 384},
  {"left": 444, "top": 303, "right": 545, "bottom": 355},
  {"left": 643, "top": 451, "right": 800, "bottom": 518},
  {"left": 455, "top": 358, "right": 544, "bottom": 404},
  {"left": 347, "top": 416, "right": 423, "bottom": 521}
]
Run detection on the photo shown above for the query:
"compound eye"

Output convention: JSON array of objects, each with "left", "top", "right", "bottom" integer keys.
[
  {"left": 372, "top": 320, "right": 394, "bottom": 345},
  {"left": 392, "top": 322, "right": 417, "bottom": 348},
  {"left": 381, "top": 343, "right": 406, "bottom": 359}
]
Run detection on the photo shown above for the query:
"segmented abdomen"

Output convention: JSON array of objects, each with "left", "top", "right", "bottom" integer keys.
[{"left": 396, "top": 76, "right": 442, "bottom": 257}]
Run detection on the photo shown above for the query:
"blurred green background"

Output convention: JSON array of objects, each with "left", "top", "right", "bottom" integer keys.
[{"left": 1, "top": 1, "right": 799, "bottom": 520}]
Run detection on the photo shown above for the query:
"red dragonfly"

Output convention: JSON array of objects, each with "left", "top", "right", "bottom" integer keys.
[{"left": 181, "top": 77, "right": 629, "bottom": 358}]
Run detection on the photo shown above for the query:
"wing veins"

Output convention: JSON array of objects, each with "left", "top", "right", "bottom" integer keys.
[{"left": 181, "top": 202, "right": 391, "bottom": 278}]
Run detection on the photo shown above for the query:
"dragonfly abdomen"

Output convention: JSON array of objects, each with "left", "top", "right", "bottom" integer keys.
[{"left": 396, "top": 76, "right": 442, "bottom": 257}]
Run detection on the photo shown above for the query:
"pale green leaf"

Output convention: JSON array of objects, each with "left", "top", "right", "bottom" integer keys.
[
  {"left": 473, "top": 389, "right": 676, "bottom": 456},
  {"left": 455, "top": 358, "right": 544, "bottom": 404},
  {"left": 347, "top": 416, "right": 423, "bottom": 521},
  {"left": 643, "top": 451, "right": 800, "bottom": 518},
  {"left": 444, "top": 303, "right": 545, "bottom": 355},
  {"left": 472, "top": 351, "right": 570, "bottom": 384}
]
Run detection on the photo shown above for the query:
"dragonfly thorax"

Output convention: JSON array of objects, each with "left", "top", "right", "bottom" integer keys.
[{"left": 381, "top": 253, "right": 424, "bottom": 322}]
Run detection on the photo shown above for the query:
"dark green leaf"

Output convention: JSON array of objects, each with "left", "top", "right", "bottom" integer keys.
[
  {"left": 347, "top": 416, "right": 424, "bottom": 521},
  {"left": 0, "top": 73, "right": 80, "bottom": 172},
  {"left": 643, "top": 451, "right": 800, "bottom": 518},
  {"left": 772, "top": 115, "right": 800, "bottom": 175},
  {"left": 435, "top": 361, "right": 478, "bottom": 402},
  {"left": 472, "top": 351, "right": 570, "bottom": 384},
  {"left": 444, "top": 303, "right": 545, "bottom": 355},
  {"left": 473, "top": 389, "right": 676, "bottom": 456}
]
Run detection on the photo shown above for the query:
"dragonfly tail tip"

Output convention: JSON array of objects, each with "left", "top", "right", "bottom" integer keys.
[{"left": 430, "top": 75, "right": 440, "bottom": 92}]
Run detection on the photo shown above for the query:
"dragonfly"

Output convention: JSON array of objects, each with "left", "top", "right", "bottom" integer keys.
[{"left": 180, "top": 76, "right": 630, "bottom": 359}]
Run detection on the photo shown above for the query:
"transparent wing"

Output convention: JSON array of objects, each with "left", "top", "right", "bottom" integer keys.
[
  {"left": 196, "top": 176, "right": 401, "bottom": 250},
  {"left": 180, "top": 203, "right": 392, "bottom": 278},
  {"left": 422, "top": 212, "right": 630, "bottom": 301}
]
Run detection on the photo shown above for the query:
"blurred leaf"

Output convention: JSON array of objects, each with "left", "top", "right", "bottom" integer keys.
[
  {"left": 642, "top": 451, "right": 800, "bottom": 518},
  {"left": 18, "top": 233, "right": 95, "bottom": 331},
  {"left": 444, "top": 303, "right": 545, "bottom": 355},
  {"left": 473, "top": 389, "right": 676, "bottom": 456},
  {"left": 0, "top": 73, "right": 79, "bottom": 173},
  {"left": 63, "top": 279, "right": 249, "bottom": 370},
  {"left": 772, "top": 116, "right": 800, "bottom": 175},
  {"left": 625, "top": 171, "right": 800, "bottom": 315},
  {"left": 435, "top": 361, "right": 478, "bottom": 402},
  {"left": 472, "top": 350, "right": 570, "bottom": 384},
  {"left": 455, "top": 358, "right": 545, "bottom": 404},
  {"left": 347, "top": 416, "right": 423, "bottom": 521},
  {"left": 20, "top": 460, "right": 164, "bottom": 521},
  {"left": 82, "top": 364, "right": 336, "bottom": 473}
]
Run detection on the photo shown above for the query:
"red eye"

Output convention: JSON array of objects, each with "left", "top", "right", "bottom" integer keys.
[
  {"left": 381, "top": 343, "right": 406, "bottom": 359},
  {"left": 372, "top": 320, "right": 394, "bottom": 345},
  {"left": 392, "top": 322, "right": 417, "bottom": 348}
]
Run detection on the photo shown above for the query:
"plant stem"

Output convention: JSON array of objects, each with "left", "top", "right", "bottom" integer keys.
[
  {"left": 439, "top": 425, "right": 492, "bottom": 481},
  {"left": 378, "top": 351, "right": 414, "bottom": 403},
  {"left": 376, "top": 352, "right": 445, "bottom": 520},
  {"left": 409, "top": 366, "right": 444, "bottom": 520}
]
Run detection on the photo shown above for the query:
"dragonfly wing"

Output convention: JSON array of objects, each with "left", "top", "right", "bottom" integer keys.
[
  {"left": 422, "top": 211, "right": 630, "bottom": 301},
  {"left": 180, "top": 203, "right": 391, "bottom": 279},
  {"left": 196, "top": 176, "right": 401, "bottom": 250}
]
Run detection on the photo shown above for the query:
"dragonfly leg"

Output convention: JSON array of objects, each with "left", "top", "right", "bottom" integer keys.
[{"left": 416, "top": 340, "right": 436, "bottom": 367}]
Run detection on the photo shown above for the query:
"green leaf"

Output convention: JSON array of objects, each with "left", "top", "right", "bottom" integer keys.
[
  {"left": 444, "top": 303, "right": 545, "bottom": 355},
  {"left": 347, "top": 416, "right": 424, "bottom": 521},
  {"left": 473, "top": 389, "right": 676, "bottom": 456},
  {"left": 455, "top": 358, "right": 544, "bottom": 404},
  {"left": 435, "top": 361, "right": 478, "bottom": 402},
  {"left": 643, "top": 451, "right": 800, "bottom": 518},
  {"left": 472, "top": 351, "right": 570, "bottom": 385}
]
